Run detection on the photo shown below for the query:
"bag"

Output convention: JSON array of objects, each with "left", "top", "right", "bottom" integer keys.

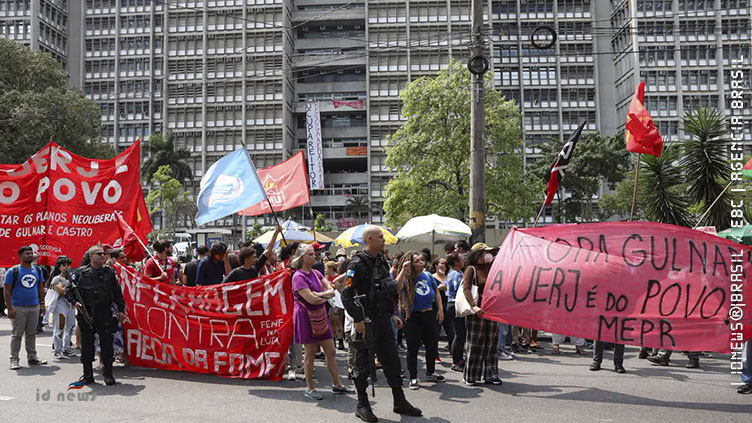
[
  {"left": 455, "top": 267, "right": 479, "bottom": 318},
  {"left": 307, "top": 306, "right": 330, "bottom": 337}
]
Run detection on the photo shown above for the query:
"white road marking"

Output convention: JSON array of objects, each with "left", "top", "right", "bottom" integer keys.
[{"left": 0, "top": 396, "right": 14, "bottom": 401}]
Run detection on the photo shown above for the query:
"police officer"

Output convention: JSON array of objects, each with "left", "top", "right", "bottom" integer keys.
[
  {"left": 342, "top": 226, "right": 421, "bottom": 422},
  {"left": 65, "top": 245, "right": 125, "bottom": 386}
]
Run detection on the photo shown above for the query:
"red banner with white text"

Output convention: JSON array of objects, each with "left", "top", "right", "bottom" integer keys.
[
  {"left": 114, "top": 262, "right": 293, "bottom": 380},
  {"left": 482, "top": 222, "right": 752, "bottom": 353},
  {"left": 0, "top": 142, "right": 150, "bottom": 266}
]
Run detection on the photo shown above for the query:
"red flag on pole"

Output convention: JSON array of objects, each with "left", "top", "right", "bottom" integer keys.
[
  {"left": 117, "top": 211, "right": 146, "bottom": 262},
  {"left": 238, "top": 152, "right": 310, "bottom": 216},
  {"left": 625, "top": 81, "right": 662, "bottom": 157}
]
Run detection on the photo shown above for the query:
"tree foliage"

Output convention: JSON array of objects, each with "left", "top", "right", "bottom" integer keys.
[
  {"left": 638, "top": 145, "right": 693, "bottom": 227},
  {"left": 145, "top": 165, "right": 195, "bottom": 236},
  {"left": 531, "top": 133, "right": 632, "bottom": 222},
  {"left": 383, "top": 59, "right": 539, "bottom": 227},
  {"left": 0, "top": 39, "right": 115, "bottom": 163},
  {"left": 246, "top": 222, "right": 264, "bottom": 240},
  {"left": 142, "top": 132, "right": 193, "bottom": 182},
  {"left": 345, "top": 195, "right": 369, "bottom": 222},
  {"left": 313, "top": 213, "right": 333, "bottom": 232}
]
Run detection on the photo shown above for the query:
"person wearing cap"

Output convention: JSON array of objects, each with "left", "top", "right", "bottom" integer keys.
[
  {"left": 311, "top": 242, "right": 326, "bottom": 275},
  {"left": 461, "top": 243, "right": 502, "bottom": 386}
]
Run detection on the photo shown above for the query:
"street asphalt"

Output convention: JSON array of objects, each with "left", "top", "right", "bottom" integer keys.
[{"left": 0, "top": 316, "right": 749, "bottom": 422}]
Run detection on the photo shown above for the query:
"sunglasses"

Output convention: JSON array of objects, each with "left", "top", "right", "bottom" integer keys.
[{"left": 93, "top": 252, "right": 106, "bottom": 256}]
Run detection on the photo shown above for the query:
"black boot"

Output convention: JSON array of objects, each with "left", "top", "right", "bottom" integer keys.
[
  {"left": 355, "top": 394, "right": 378, "bottom": 422},
  {"left": 337, "top": 339, "right": 346, "bottom": 351},
  {"left": 392, "top": 387, "right": 422, "bottom": 417},
  {"left": 589, "top": 361, "right": 601, "bottom": 371},
  {"left": 103, "top": 363, "right": 116, "bottom": 386}
]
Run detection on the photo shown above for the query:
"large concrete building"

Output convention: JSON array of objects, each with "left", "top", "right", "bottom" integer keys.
[{"left": 1, "top": 0, "right": 750, "bottom": 233}]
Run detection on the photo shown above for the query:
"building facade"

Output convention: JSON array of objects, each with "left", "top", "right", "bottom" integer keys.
[{"left": 2, "top": 0, "right": 750, "bottom": 233}]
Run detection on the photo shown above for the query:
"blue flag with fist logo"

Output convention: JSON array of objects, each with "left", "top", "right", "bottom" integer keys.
[{"left": 195, "top": 148, "right": 267, "bottom": 226}]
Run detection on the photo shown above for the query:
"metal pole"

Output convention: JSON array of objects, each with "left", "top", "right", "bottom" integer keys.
[
  {"left": 629, "top": 155, "right": 641, "bottom": 222},
  {"left": 693, "top": 180, "right": 733, "bottom": 229},
  {"left": 468, "top": 0, "right": 486, "bottom": 245}
]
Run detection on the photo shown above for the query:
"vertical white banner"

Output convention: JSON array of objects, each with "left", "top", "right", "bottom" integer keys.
[{"left": 305, "top": 101, "right": 324, "bottom": 190}]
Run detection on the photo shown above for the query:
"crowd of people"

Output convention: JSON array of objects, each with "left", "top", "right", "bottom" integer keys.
[{"left": 2, "top": 224, "right": 751, "bottom": 421}]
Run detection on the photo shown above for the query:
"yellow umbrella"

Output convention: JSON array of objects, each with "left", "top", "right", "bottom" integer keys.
[{"left": 334, "top": 224, "right": 397, "bottom": 248}]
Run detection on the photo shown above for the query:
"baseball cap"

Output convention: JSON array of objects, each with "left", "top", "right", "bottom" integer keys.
[
  {"left": 311, "top": 242, "right": 325, "bottom": 251},
  {"left": 471, "top": 243, "right": 493, "bottom": 252}
]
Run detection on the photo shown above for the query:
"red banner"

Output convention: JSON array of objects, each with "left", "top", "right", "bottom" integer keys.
[
  {"left": 238, "top": 152, "right": 310, "bottom": 216},
  {"left": 0, "top": 141, "right": 150, "bottom": 266},
  {"left": 332, "top": 99, "right": 364, "bottom": 109},
  {"left": 114, "top": 262, "right": 294, "bottom": 380},
  {"left": 482, "top": 222, "right": 752, "bottom": 353}
]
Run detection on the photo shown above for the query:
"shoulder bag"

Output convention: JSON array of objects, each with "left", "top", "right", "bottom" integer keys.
[{"left": 455, "top": 266, "right": 479, "bottom": 318}]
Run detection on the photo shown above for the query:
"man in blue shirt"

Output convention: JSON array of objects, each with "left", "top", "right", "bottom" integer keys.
[
  {"left": 3, "top": 246, "right": 48, "bottom": 370},
  {"left": 196, "top": 242, "right": 228, "bottom": 286}
]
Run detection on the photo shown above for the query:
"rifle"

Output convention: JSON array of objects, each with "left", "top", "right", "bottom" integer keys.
[
  {"left": 353, "top": 293, "right": 376, "bottom": 397},
  {"left": 70, "top": 279, "right": 94, "bottom": 330}
]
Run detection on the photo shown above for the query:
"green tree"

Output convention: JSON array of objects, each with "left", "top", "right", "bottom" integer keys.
[
  {"left": 681, "top": 107, "right": 732, "bottom": 230},
  {"left": 246, "top": 222, "right": 264, "bottom": 240},
  {"left": 383, "top": 59, "right": 538, "bottom": 227},
  {"left": 142, "top": 132, "right": 193, "bottom": 182},
  {"left": 531, "top": 133, "right": 632, "bottom": 222},
  {"left": 345, "top": 195, "right": 369, "bottom": 222},
  {"left": 638, "top": 145, "right": 693, "bottom": 227},
  {"left": 145, "top": 165, "right": 194, "bottom": 237},
  {"left": 0, "top": 38, "right": 115, "bottom": 163},
  {"left": 314, "top": 213, "right": 333, "bottom": 232}
]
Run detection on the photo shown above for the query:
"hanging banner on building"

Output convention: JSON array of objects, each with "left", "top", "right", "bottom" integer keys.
[
  {"left": 481, "top": 222, "right": 752, "bottom": 353},
  {"left": 238, "top": 152, "right": 311, "bottom": 216},
  {"left": 0, "top": 141, "right": 150, "bottom": 267},
  {"left": 114, "top": 262, "right": 294, "bottom": 380},
  {"left": 305, "top": 101, "right": 324, "bottom": 190},
  {"left": 332, "top": 99, "right": 364, "bottom": 109}
]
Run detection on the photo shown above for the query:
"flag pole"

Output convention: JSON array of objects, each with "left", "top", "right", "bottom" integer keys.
[
  {"left": 308, "top": 204, "right": 318, "bottom": 242},
  {"left": 113, "top": 212, "right": 164, "bottom": 274},
  {"left": 629, "top": 154, "right": 641, "bottom": 222},
  {"left": 238, "top": 140, "right": 288, "bottom": 246},
  {"left": 533, "top": 203, "right": 546, "bottom": 227},
  {"left": 693, "top": 180, "right": 733, "bottom": 229}
]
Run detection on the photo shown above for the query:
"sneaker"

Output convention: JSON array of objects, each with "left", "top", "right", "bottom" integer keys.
[
  {"left": 499, "top": 351, "right": 514, "bottom": 360},
  {"left": 614, "top": 364, "right": 626, "bottom": 374},
  {"left": 484, "top": 377, "right": 503, "bottom": 385},
  {"left": 685, "top": 360, "right": 700, "bottom": 369},
  {"left": 28, "top": 358, "right": 47, "bottom": 365},
  {"left": 304, "top": 388, "right": 323, "bottom": 400},
  {"left": 737, "top": 384, "right": 752, "bottom": 394},
  {"left": 425, "top": 373, "right": 445, "bottom": 382},
  {"left": 589, "top": 361, "right": 601, "bottom": 371},
  {"left": 647, "top": 355, "right": 670, "bottom": 366},
  {"left": 9, "top": 360, "right": 20, "bottom": 370},
  {"left": 461, "top": 378, "right": 476, "bottom": 386},
  {"left": 62, "top": 350, "right": 77, "bottom": 358},
  {"left": 409, "top": 378, "right": 420, "bottom": 390},
  {"left": 286, "top": 370, "right": 297, "bottom": 381},
  {"left": 331, "top": 384, "right": 355, "bottom": 394},
  {"left": 450, "top": 364, "right": 463, "bottom": 372},
  {"left": 54, "top": 351, "right": 68, "bottom": 360}
]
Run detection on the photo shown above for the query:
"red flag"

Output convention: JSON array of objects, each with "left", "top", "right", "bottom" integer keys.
[
  {"left": 625, "top": 81, "right": 662, "bottom": 157},
  {"left": 117, "top": 211, "right": 146, "bottom": 262},
  {"left": 238, "top": 152, "right": 310, "bottom": 216}
]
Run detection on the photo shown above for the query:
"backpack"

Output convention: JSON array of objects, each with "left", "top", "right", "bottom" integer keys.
[{"left": 9, "top": 264, "right": 44, "bottom": 293}]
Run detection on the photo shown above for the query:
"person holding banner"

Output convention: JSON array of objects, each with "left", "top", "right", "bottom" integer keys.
[
  {"left": 590, "top": 341, "right": 626, "bottom": 374},
  {"left": 196, "top": 242, "right": 228, "bottom": 286},
  {"left": 289, "top": 244, "right": 355, "bottom": 400},
  {"left": 224, "top": 225, "right": 282, "bottom": 283},
  {"left": 143, "top": 239, "right": 177, "bottom": 284},
  {"left": 461, "top": 243, "right": 502, "bottom": 386}
]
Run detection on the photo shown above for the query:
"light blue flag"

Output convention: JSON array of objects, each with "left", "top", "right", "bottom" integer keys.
[{"left": 195, "top": 148, "right": 267, "bottom": 226}]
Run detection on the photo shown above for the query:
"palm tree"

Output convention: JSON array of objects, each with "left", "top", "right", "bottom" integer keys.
[
  {"left": 345, "top": 195, "right": 370, "bottom": 222},
  {"left": 142, "top": 132, "right": 193, "bottom": 182},
  {"left": 639, "top": 144, "right": 692, "bottom": 227},
  {"left": 680, "top": 107, "right": 732, "bottom": 229}
]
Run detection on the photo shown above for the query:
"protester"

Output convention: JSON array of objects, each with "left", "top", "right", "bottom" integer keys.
[
  {"left": 47, "top": 256, "right": 77, "bottom": 360},
  {"left": 648, "top": 349, "right": 700, "bottom": 368},
  {"left": 4, "top": 246, "right": 48, "bottom": 370},
  {"left": 342, "top": 226, "right": 422, "bottom": 422},
  {"left": 143, "top": 239, "right": 177, "bottom": 284},
  {"left": 445, "top": 252, "right": 466, "bottom": 371},
  {"left": 181, "top": 245, "right": 208, "bottom": 286},
  {"left": 432, "top": 257, "right": 454, "bottom": 359},
  {"left": 261, "top": 248, "right": 282, "bottom": 275},
  {"left": 289, "top": 244, "right": 354, "bottom": 400},
  {"left": 65, "top": 245, "right": 125, "bottom": 385},
  {"left": 550, "top": 333, "right": 586, "bottom": 356},
  {"left": 396, "top": 252, "right": 445, "bottom": 390},
  {"left": 324, "top": 261, "right": 345, "bottom": 350},
  {"left": 454, "top": 241, "right": 470, "bottom": 255},
  {"left": 224, "top": 225, "right": 282, "bottom": 282},
  {"left": 195, "top": 242, "right": 228, "bottom": 286},
  {"left": 739, "top": 340, "right": 752, "bottom": 394},
  {"left": 0, "top": 267, "right": 6, "bottom": 316},
  {"left": 461, "top": 243, "right": 502, "bottom": 386},
  {"left": 590, "top": 341, "right": 626, "bottom": 373},
  {"left": 311, "top": 242, "right": 326, "bottom": 274}
]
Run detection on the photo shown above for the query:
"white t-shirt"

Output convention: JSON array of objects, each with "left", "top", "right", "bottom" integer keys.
[{"left": 50, "top": 275, "right": 72, "bottom": 314}]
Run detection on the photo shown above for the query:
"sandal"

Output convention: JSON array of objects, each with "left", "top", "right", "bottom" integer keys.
[
  {"left": 575, "top": 346, "right": 587, "bottom": 355},
  {"left": 552, "top": 344, "right": 560, "bottom": 355}
]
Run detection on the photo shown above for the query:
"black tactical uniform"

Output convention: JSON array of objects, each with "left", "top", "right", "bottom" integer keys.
[
  {"left": 65, "top": 264, "right": 124, "bottom": 385},
  {"left": 342, "top": 250, "right": 421, "bottom": 422}
]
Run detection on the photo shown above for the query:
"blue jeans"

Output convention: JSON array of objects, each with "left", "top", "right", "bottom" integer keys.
[
  {"left": 497, "top": 323, "right": 510, "bottom": 354},
  {"left": 742, "top": 341, "right": 752, "bottom": 385}
]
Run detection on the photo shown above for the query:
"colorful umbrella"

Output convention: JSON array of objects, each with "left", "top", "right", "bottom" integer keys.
[
  {"left": 253, "top": 218, "right": 313, "bottom": 247},
  {"left": 334, "top": 224, "right": 397, "bottom": 248},
  {"left": 717, "top": 225, "right": 752, "bottom": 246},
  {"left": 395, "top": 214, "right": 471, "bottom": 243}
]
